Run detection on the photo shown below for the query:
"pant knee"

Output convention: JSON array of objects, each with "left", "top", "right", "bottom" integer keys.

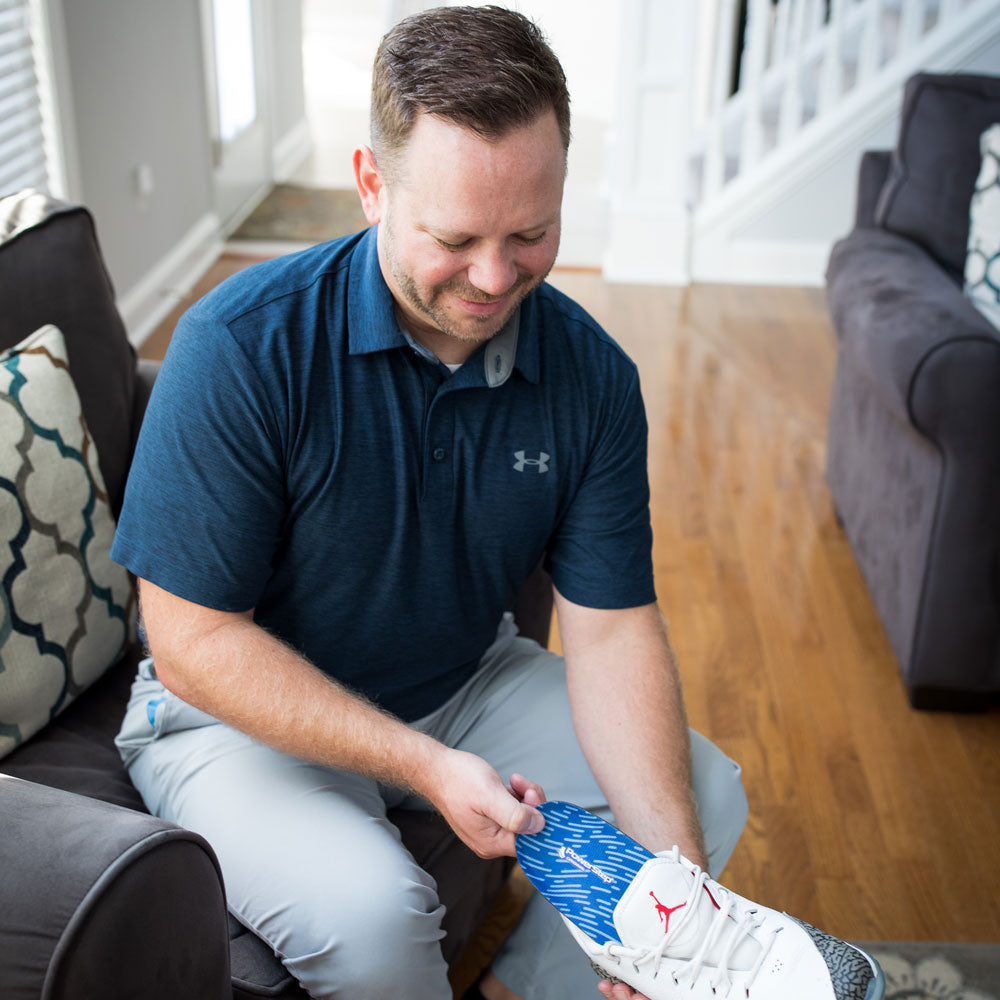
[
  {"left": 690, "top": 731, "right": 749, "bottom": 877},
  {"left": 278, "top": 870, "right": 450, "bottom": 999}
]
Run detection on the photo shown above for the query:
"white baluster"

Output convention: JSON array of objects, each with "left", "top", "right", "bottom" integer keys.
[
  {"left": 778, "top": 0, "right": 807, "bottom": 144},
  {"left": 712, "top": 0, "right": 741, "bottom": 110},
  {"left": 739, "top": 0, "right": 770, "bottom": 171},
  {"left": 702, "top": 0, "right": 740, "bottom": 198},
  {"left": 857, "top": 0, "right": 884, "bottom": 83},
  {"left": 773, "top": 0, "right": 793, "bottom": 65},
  {"left": 807, "top": 0, "right": 827, "bottom": 36},
  {"left": 818, "top": 0, "right": 847, "bottom": 113},
  {"left": 898, "top": 0, "right": 926, "bottom": 50},
  {"left": 940, "top": 0, "right": 963, "bottom": 22}
]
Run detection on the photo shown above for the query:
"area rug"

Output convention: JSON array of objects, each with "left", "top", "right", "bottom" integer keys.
[
  {"left": 856, "top": 941, "right": 1000, "bottom": 998},
  {"left": 231, "top": 184, "right": 367, "bottom": 244}
]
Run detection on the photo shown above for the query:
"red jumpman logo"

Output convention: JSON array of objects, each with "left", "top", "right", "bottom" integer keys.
[{"left": 649, "top": 891, "right": 687, "bottom": 934}]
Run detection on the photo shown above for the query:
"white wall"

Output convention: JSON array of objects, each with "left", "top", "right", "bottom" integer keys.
[{"left": 517, "top": 0, "right": 622, "bottom": 267}]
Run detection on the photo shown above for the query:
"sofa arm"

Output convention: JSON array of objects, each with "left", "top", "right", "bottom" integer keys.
[
  {"left": 0, "top": 775, "right": 231, "bottom": 1000},
  {"left": 854, "top": 150, "right": 891, "bottom": 229},
  {"left": 826, "top": 226, "right": 1000, "bottom": 438}
]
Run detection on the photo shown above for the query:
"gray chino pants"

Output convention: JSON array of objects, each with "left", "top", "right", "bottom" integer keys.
[{"left": 116, "top": 614, "right": 748, "bottom": 1000}]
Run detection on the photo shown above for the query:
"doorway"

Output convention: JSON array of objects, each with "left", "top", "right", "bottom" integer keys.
[{"left": 202, "top": 0, "right": 272, "bottom": 232}]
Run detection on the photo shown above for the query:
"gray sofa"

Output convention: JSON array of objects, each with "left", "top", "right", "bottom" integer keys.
[
  {"left": 0, "top": 191, "right": 544, "bottom": 998},
  {"left": 825, "top": 72, "right": 1000, "bottom": 710}
]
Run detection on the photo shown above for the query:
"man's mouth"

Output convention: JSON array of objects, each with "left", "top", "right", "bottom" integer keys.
[{"left": 454, "top": 294, "right": 510, "bottom": 316}]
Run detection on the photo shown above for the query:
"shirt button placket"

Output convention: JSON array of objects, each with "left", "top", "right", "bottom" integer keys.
[{"left": 421, "top": 387, "right": 456, "bottom": 504}]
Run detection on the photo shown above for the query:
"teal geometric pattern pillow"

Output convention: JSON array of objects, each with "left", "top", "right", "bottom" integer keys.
[
  {"left": 964, "top": 123, "right": 1000, "bottom": 330},
  {"left": 0, "top": 325, "right": 136, "bottom": 759}
]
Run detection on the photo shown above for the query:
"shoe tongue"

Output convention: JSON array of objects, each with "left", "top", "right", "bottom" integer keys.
[{"left": 612, "top": 858, "right": 762, "bottom": 971}]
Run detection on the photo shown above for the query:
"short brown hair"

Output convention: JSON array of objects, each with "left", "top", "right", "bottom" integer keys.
[{"left": 371, "top": 5, "right": 571, "bottom": 170}]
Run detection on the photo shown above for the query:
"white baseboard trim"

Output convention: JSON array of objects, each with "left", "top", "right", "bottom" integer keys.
[
  {"left": 117, "top": 212, "right": 222, "bottom": 348},
  {"left": 273, "top": 117, "right": 314, "bottom": 183}
]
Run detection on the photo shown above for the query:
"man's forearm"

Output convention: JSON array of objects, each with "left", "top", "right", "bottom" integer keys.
[
  {"left": 139, "top": 578, "right": 545, "bottom": 858},
  {"left": 558, "top": 594, "right": 708, "bottom": 867},
  {"left": 142, "top": 580, "right": 442, "bottom": 793}
]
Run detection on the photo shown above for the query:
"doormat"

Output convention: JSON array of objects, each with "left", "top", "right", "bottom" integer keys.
[
  {"left": 231, "top": 184, "right": 368, "bottom": 244},
  {"left": 856, "top": 941, "right": 999, "bottom": 998}
]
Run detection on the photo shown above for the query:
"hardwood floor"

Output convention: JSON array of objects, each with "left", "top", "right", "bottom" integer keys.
[
  {"left": 144, "top": 255, "right": 1000, "bottom": 945},
  {"left": 549, "top": 272, "right": 1000, "bottom": 945}
]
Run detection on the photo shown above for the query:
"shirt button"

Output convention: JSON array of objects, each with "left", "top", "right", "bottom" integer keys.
[{"left": 432, "top": 447, "right": 446, "bottom": 462}]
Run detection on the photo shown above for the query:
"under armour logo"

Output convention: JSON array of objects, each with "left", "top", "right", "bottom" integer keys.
[{"left": 513, "top": 450, "right": 550, "bottom": 473}]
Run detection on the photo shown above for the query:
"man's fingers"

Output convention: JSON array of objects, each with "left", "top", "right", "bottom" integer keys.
[
  {"left": 509, "top": 771, "right": 546, "bottom": 807},
  {"left": 515, "top": 804, "right": 545, "bottom": 835},
  {"left": 498, "top": 786, "right": 544, "bottom": 836}
]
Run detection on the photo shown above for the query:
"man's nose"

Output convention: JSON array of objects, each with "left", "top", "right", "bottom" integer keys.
[{"left": 467, "top": 246, "right": 519, "bottom": 297}]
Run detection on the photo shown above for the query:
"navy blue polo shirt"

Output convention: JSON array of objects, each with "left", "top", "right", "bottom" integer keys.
[{"left": 112, "top": 226, "right": 655, "bottom": 720}]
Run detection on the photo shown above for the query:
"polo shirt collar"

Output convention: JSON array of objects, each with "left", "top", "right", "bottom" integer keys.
[
  {"left": 347, "top": 227, "right": 407, "bottom": 356},
  {"left": 345, "top": 225, "right": 540, "bottom": 386}
]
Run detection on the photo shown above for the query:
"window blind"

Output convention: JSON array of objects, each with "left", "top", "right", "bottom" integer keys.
[{"left": 0, "top": 0, "right": 48, "bottom": 196}]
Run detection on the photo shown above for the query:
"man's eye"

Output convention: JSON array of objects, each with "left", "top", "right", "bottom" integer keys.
[
  {"left": 516, "top": 233, "right": 546, "bottom": 246},
  {"left": 437, "top": 238, "right": 470, "bottom": 251}
]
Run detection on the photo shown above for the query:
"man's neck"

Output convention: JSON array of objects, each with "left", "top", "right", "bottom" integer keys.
[{"left": 394, "top": 307, "right": 480, "bottom": 366}]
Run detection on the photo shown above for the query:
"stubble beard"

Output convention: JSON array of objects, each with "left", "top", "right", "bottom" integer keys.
[{"left": 385, "top": 230, "right": 550, "bottom": 346}]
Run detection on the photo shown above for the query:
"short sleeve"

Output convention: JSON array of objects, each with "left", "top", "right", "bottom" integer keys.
[
  {"left": 111, "top": 307, "right": 286, "bottom": 612},
  {"left": 545, "top": 367, "right": 655, "bottom": 609}
]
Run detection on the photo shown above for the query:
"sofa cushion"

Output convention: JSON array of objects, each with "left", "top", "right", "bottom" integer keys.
[
  {"left": 876, "top": 73, "right": 1000, "bottom": 277},
  {"left": 964, "top": 123, "right": 1000, "bottom": 329},
  {"left": 0, "top": 191, "right": 137, "bottom": 516},
  {"left": 0, "top": 325, "right": 136, "bottom": 760}
]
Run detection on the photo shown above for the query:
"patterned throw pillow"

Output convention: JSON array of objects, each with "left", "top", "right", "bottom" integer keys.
[
  {"left": 0, "top": 325, "right": 136, "bottom": 759},
  {"left": 964, "top": 123, "right": 1000, "bottom": 329}
]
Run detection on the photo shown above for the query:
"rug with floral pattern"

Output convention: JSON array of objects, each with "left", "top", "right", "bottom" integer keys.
[{"left": 857, "top": 942, "right": 999, "bottom": 999}]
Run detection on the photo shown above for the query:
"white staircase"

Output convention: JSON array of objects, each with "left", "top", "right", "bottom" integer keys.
[{"left": 603, "top": 0, "right": 1000, "bottom": 286}]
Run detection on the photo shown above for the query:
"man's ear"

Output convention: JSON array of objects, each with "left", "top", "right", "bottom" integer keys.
[{"left": 353, "top": 145, "right": 385, "bottom": 225}]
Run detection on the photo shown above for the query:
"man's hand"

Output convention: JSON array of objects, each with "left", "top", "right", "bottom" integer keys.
[
  {"left": 598, "top": 982, "right": 649, "bottom": 1000},
  {"left": 424, "top": 749, "right": 546, "bottom": 858}
]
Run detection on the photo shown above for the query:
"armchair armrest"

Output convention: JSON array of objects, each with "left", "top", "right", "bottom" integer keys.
[
  {"left": 855, "top": 150, "right": 891, "bottom": 229},
  {"left": 826, "top": 226, "right": 1000, "bottom": 441},
  {"left": 0, "top": 775, "right": 231, "bottom": 1000}
]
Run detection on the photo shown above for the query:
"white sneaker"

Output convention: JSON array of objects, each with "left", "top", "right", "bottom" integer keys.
[{"left": 516, "top": 801, "right": 884, "bottom": 1000}]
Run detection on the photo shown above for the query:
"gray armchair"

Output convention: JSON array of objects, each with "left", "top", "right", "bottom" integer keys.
[
  {"left": 0, "top": 190, "right": 546, "bottom": 998},
  {"left": 825, "top": 73, "right": 1000, "bottom": 710}
]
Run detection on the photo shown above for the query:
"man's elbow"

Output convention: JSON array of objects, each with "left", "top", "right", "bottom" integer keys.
[{"left": 137, "top": 578, "right": 249, "bottom": 698}]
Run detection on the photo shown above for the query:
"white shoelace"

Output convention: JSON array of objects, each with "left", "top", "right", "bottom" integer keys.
[{"left": 593, "top": 849, "right": 779, "bottom": 997}]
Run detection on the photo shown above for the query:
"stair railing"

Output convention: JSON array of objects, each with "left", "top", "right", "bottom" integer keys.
[{"left": 688, "top": 0, "right": 977, "bottom": 211}]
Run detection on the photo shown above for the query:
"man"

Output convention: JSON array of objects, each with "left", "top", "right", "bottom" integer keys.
[{"left": 113, "top": 7, "right": 750, "bottom": 999}]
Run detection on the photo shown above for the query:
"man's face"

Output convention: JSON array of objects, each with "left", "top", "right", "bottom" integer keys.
[{"left": 372, "top": 110, "right": 565, "bottom": 362}]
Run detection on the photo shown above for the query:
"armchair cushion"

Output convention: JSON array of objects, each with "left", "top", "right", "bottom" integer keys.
[
  {"left": 0, "top": 325, "right": 136, "bottom": 760},
  {"left": 875, "top": 72, "right": 1000, "bottom": 277}
]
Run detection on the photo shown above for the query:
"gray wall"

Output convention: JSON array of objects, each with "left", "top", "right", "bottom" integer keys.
[
  {"left": 59, "top": 0, "right": 214, "bottom": 297},
  {"left": 56, "top": 0, "right": 305, "bottom": 301},
  {"left": 268, "top": 3, "right": 306, "bottom": 148}
]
